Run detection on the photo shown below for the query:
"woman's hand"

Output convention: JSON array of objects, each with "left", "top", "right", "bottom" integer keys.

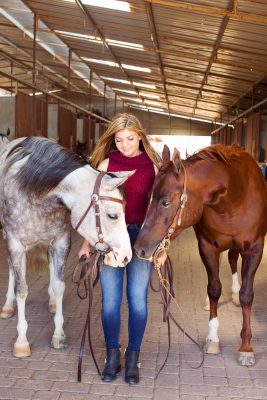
[{"left": 78, "top": 240, "right": 92, "bottom": 259}]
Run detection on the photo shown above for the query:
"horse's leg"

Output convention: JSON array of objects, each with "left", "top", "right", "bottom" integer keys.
[
  {"left": 1, "top": 259, "right": 15, "bottom": 318},
  {"left": 198, "top": 239, "right": 221, "bottom": 355},
  {"left": 7, "top": 241, "right": 31, "bottom": 358},
  {"left": 238, "top": 240, "right": 263, "bottom": 366},
  {"left": 48, "top": 245, "right": 56, "bottom": 314},
  {"left": 50, "top": 232, "right": 71, "bottom": 350},
  {"left": 228, "top": 249, "right": 241, "bottom": 306}
]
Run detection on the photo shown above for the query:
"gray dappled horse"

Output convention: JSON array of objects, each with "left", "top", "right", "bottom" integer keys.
[{"left": 0, "top": 137, "right": 133, "bottom": 358}]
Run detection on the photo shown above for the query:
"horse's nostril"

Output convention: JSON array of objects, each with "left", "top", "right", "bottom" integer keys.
[{"left": 140, "top": 248, "right": 146, "bottom": 258}]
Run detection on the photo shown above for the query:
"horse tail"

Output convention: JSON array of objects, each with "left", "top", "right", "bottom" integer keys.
[{"left": 26, "top": 244, "right": 49, "bottom": 273}]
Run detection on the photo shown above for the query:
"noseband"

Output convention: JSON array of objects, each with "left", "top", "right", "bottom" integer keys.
[{"left": 75, "top": 171, "right": 125, "bottom": 254}]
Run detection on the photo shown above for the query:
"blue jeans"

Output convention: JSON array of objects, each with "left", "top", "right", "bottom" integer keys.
[{"left": 100, "top": 224, "right": 152, "bottom": 351}]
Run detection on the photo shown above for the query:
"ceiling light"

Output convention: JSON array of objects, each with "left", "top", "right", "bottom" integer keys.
[
  {"left": 133, "top": 81, "right": 156, "bottom": 89},
  {"left": 112, "top": 88, "right": 136, "bottom": 94},
  {"left": 101, "top": 76, "right": 131, "bottom": 84},
  {"left": 82, "top": 57, "right": 116, "bottom": 67},
  {"left": 83, "top": 58, "right": 150, "bottom": 72},
  {"left": 63, "top": 0, "right": 131, "bottom": 12},
  {"left": 144, "top": 100, "right": 162, "bottom": 106},
  {"left": 55, "top": 30, "right": 102, "bottom": 43},
  {"left": 139, "top": 92, "right": 160, "bottom": 99},
  {"left": 120, "top": 97, "right": 142, "bottom": 103},
  {"left": 107, "top": 39, "right": 143, "bottom": 50},
  {"left": 122, "top": 64, "right": 151, "bottom": 73}
]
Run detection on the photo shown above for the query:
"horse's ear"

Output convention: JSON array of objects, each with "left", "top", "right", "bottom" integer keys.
[
  {"left": 162, "top": 145, "right": 170, "bottom": 164},
  {"left": 172, "top": 147, "right": 182, "bottom": 172},
  {"left": 105, "top": 170, "right": 135, "bottom": 191}
]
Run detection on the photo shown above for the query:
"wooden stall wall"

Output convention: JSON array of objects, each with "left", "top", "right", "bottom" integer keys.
[
  {"left": 246, "top": 112, "right": 260, "bottom": 160},
  {"left": 15, "top": 92, "right": 48, "bottom": 137},
  {"left": 232, "top": 119, "right": 243, "bottom": 146},
  {"left": 83, "top": 116, "right": 91, "bottom": 154},
  {"left": 58, "top": 107, "right": 77, "bottom": 150}
]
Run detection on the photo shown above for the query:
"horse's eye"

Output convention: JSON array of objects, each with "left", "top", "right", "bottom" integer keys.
[
  {"left": 162, "top": 199, "right": 171, "bottom": 207},
  {"left": 107, "top": 213, "right": 118, "bottom": 220}
]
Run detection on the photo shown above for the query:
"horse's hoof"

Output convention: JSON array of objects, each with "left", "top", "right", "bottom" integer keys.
[
  {"left": 232, "top": 293, "right": 240, "bottom": 307},
  {"left": 238, "top": 351, "right": 255, "bottom": 366},
  {"left": 205, "top": 339, "right": 220, "bottom": 354},
  {"left": 13, "top": 343, "right": 31, "bottom": 358},
  {"left": 51, "top": 335, "right": 67, "bottom": 349},
  {"left": 0, "top": 307, "right": 14, "bottom": 319},
  {"left": 204, "top": 301, "right": 210, "bottom": 311},
  {"left": 49, "top": 304, "right": 56, "bottom": 314}
]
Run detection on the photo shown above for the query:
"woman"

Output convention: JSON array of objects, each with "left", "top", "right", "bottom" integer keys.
[{"left": 79, "top": 113, "right": 161, "bottom": 385}]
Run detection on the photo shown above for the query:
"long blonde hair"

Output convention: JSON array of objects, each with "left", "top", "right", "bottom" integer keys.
[{"left": 90, "top": 113, "right": 162, "bottom": 168}]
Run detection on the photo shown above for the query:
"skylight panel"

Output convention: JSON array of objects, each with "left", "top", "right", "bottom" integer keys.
[
  {"left": 107, "top": 39, "right": 144, "bottom": 51},
  {"left": 112, "top": 88, "right": 136, "bottom": 94},
  {"left": 120, "top": 97, "right": 142, "bottom": 103},
  {"left": 55, "top": 30, "right": 143, "bottom": 51},
  {"left": 101, "top": 77, "right": 131, "bottom": 84},
  {"left": 144, "top": 100, "right": 163, "bottom": 106},
  {"left": 63, "top": 0, "right": 131, "bottom": 12},
  {"left": 133, "top": 82, "right": 156, "bottom": 89},
  {"left": 139, "top": 92, "right": 160, "bottom": 99},
  {"left": 82, "top": 58, "right": 150, "bottom": 73}
]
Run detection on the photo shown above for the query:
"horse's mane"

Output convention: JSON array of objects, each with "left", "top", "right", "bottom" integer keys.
[
  {"left": 5, "top": 136, "right": 89, "bottom": 196},
  {"left": 187, "top": 144, "right": 244, "bottom": 166}
]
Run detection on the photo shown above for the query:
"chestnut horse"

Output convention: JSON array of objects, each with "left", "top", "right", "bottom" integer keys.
[{"left": 135, "top": 144, "right": 267, "bottom": 366}]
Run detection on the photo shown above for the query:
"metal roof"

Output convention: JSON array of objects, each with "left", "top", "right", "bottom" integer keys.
[{"left": 0, "top": 0, "right": 267, "bottom": 123}]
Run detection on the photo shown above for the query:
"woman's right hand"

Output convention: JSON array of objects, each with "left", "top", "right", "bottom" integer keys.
[{"left": 78, "top": 240, "right": 92, "bottom": 259}]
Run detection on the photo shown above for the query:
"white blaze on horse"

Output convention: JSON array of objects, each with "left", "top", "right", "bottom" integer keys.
[{"left": 0, "top": 137, "right": 133, "bottom": 358}]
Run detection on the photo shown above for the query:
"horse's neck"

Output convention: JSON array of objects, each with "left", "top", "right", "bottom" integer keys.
[{"left": 57, "top": 166, "right": 96, "bottom": 210}]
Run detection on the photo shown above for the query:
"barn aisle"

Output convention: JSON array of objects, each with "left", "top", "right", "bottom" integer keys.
[{"left": 0, "top": 227, "right": 267, "bottom": 400}]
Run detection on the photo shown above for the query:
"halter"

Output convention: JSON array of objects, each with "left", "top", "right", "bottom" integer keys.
[
  {"left": 153, "top": 162, "right": 188, "bottom": 266},
  {"left": 75, "top": 171, "right": 126, "bottom": 254}
]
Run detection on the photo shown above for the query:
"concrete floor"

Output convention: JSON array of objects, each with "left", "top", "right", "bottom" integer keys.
[{"left": 0, "top": 228, "right": 267, "bottom": 400}]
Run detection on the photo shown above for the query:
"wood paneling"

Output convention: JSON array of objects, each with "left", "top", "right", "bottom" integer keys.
[
  {"left": 15, "top": 92, "right": 48, "bottom": 138},
  {"left": 58, "top": 107, "right": 77, "bottom": 150},
  {"left": 246, "top": 112, "right": 260, "bottom": 159}
]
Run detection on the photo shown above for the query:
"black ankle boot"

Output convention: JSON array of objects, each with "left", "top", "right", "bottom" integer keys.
[
  {"left": 125, "top": 350, "right": 140, "bottom": 385},
  {"left": 102, "top": 348, "right": 121, "bottom": 382}
]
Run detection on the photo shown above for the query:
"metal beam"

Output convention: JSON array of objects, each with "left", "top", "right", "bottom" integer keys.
[
  {"left": 210, "top": 96, "right": 267, "bottom": 135},
  {"left": 143, "top": 0, "right": 170, "bottom": 114},
  {"left": 0, "top": 70, "right": 109, "bottom": 123},
  {"left": 145, "top": 0, "right": 267, "bottom": 25}
]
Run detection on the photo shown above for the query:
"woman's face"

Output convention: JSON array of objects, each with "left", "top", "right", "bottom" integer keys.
[{"left": 114, "top": 128, "right": 141, "bottom": 157}]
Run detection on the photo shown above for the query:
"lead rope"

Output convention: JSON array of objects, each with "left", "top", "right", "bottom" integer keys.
[
  {"left": 72, "top": 253, "right": 102, "bottom": 381},
  {"left": 152, "top": 250, "right": 205, "bottom": 379}
]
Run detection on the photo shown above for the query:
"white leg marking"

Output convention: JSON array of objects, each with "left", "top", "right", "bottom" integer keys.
[
  {"left": 1, "top": 268, "right": 15, "bottom": 315},
  {"left": 207, "top": 317, "right": 219, "bottom": 342},
  {"left": 232, "top": 272, "right": 241, "bottom": 294},
  {"left": 16, "top": 293, "right": 28, "bottom": 346}
]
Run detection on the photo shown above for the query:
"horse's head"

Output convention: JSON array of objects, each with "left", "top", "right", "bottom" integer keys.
[
  {"left": 135, "top": 145, "right": 190, "bottom": 260},
  {"left": 71, "top": 168, "right": 135, "bottom": 267}
]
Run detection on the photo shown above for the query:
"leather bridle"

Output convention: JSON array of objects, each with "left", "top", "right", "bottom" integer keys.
[
  {"left": 75, "top": 171, "right": 126, "bottom": 254},
  {"left": 153, "top": 162, "right": 188, "bottom": 263}
]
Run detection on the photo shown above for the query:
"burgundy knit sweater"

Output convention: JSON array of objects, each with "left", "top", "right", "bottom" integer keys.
[{"left": 107, "top": 151, "right": 155, "bottom": 224}]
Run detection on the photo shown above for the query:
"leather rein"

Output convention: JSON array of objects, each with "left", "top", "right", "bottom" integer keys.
[
  {"left": 72, "top": 171, "right": 126, "bottom": 382},
  {"left": 151, "top": 162, "right": 204, "bottom": 376}
]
